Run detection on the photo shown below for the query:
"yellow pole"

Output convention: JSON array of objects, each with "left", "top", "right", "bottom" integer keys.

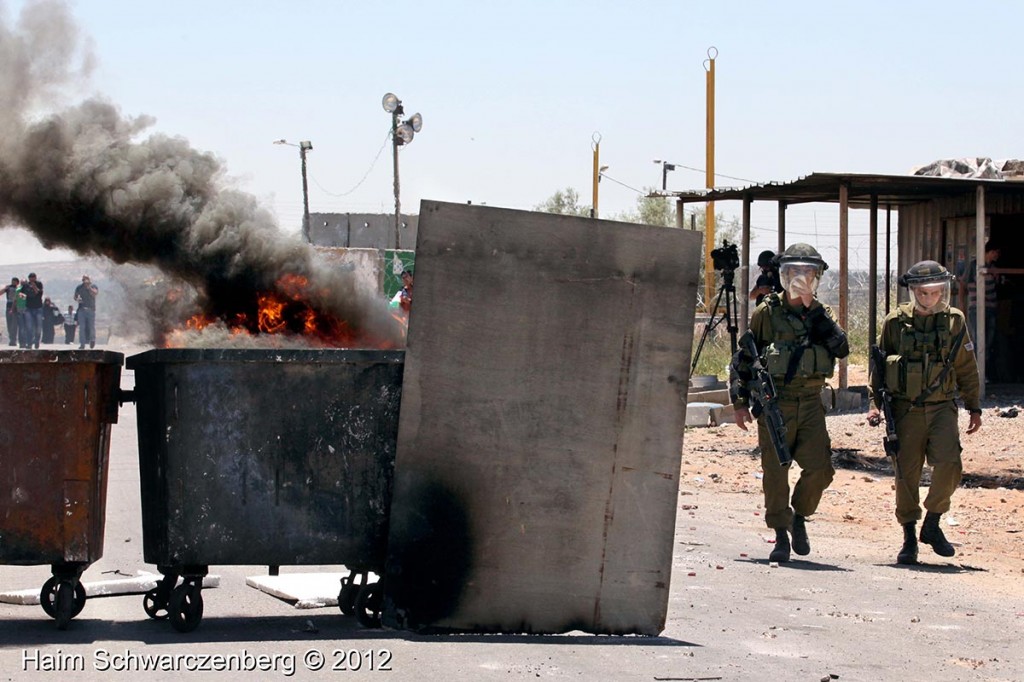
[
  {"left": 704, "top": 47, "right": 717, "bottom": 311},
  {"left": 591, "top": 132, "right": 601, "bottom": 219}
]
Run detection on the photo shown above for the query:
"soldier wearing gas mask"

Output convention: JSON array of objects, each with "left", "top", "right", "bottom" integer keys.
[
  {"left": 868, "top": 261, "right": 981, "bottom": 564},
  {"left": 730, "top": 243, "right": 849, "bottom": 563}
]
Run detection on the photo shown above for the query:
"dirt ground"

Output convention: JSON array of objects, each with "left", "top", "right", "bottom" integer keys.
[{"left": 681, "top": 362, "right": 1024, "bottom": 593}]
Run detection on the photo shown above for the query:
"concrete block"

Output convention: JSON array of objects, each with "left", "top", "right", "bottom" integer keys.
[{"left": 689, "top": 387, "right": 730, "bottom": 405}]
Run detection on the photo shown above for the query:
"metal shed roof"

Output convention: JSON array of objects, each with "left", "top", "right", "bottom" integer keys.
[{"left": 668, "top": 172, "right": 1024, "bottom": 208}]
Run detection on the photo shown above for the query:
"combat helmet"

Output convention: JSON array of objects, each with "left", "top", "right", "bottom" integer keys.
[
  {"left": 777, "top": 243, "right": 828, "bottom": 273},
  {"left": 900, "top": 260, "right": 952, "bottom": 314},
  {"left": 778, "top": 243, "right": 827, "bottom": 299},
  {"left": 757, "top": 250, "right": 776, "bottom": 268}
]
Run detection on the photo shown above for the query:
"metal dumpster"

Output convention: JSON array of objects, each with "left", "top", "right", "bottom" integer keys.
[
  {"left": 0, "top": 350, "right": 124, "bottom": 629},
  {"left": 125, "top": 348, "right": 403, "bottom": 631}
]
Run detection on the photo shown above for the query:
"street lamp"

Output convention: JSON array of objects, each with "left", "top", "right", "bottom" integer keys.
[
  {"left": 653, "top": 159, "right": 677, "bottom": 191},
  {"left": 274, "top": 139, "right": 314, "bottom": 243},
  {"left": 382, "top": 93, "right": 424, "bottom": 249}
]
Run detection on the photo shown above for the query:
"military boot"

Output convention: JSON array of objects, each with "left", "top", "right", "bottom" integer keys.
[
  {"left": 920, "top": 512, "right": 955, "bottom": 557},
  {"left": 769, "top": 528, "right": 791, "bottom": 563},
  {"left": 897, "top": 522, "right": 918, "bottom": 564},
  {"left": 791, "top": 515, "right": 810, "bottom": 555}
]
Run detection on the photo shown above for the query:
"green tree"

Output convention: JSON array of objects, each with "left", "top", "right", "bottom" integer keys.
[{"left": 534, "top": 187, "right": 591, "bottom": 217}]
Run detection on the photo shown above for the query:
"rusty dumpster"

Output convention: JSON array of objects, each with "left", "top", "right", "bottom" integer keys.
[
  {"left": 125, "top": 348, "right": 403, "bottom": 632},
  {"left": 0, "top": 350, "right": 124, "bottom": 629}
]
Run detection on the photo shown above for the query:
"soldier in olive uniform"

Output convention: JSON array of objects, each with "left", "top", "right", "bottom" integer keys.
[
  {"left": 868, "top": 261, "right": 981, "bottom": 564},
  {"left": 730, "top": 243, "right": 850, "bottom": 562}
]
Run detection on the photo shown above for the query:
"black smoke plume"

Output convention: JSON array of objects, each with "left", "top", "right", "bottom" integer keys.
[{"left": 0, "top": 0, "right": 400, "bottom": 347}]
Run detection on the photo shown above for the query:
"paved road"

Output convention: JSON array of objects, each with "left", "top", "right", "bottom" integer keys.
[{"left": 1, "top": 364, "right": 1020, "bottom": 681}]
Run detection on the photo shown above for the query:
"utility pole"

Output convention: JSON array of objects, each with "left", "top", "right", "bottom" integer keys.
[
  {"left": 299, "top": 141, "right": 312, "bottom": 243},
  {"left": 273, "top": 139, "right": 313, "bottom": 243},
  {"left": 704, "top": 46, "right": 718, "bottom": 311},
  {"left": 591, "top": 132, "right": 602, "bottom": 218}
]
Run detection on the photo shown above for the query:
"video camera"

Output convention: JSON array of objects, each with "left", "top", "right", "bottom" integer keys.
[{"left": 711, "top": 240, "right": 739, "bottom": 272}]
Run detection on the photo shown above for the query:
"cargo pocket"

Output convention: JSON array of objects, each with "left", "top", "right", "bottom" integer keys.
[
  {"left": 884, "top": 354, "right": 904, "bottom": 393},
  {"left": 903, "top": 361, "right": 924, "bottom": 401}
]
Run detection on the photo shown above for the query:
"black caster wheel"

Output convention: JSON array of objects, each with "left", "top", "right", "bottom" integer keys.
[
  {"left": 40, "top": 577, "right": 86, "bottom": 626},
  {"left": 354, "top": 582, "right": 382, "bottom": 629},
  {"left": 143, "top": 587, "right": 170, "bottom": 619},
  {"left": 168, "top": 582, "right": 204, "bottom": 633},
  {"left": 338, "top": 575, "right": 359, "bottom": 616}
]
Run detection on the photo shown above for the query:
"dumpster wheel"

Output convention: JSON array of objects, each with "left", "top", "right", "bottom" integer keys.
[
  {"left": 40, "top": 577, "right": 86, "bottom": 628},
  {"left": 354, "top": 582, "right": 382, "bottom": 628},
  {"left": 169, "top": 582, "right": 204, "bottom": 633},
  {"left": 338, "top": 572, "right": 366, "bottom": 616},
  {"left": 143, "top": 588, "right": 170, "bottom": 620}
]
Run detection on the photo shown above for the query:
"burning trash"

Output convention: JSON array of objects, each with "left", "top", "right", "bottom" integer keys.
[{"left": 0, "top": 2, "right": 399, "bottom": 349}]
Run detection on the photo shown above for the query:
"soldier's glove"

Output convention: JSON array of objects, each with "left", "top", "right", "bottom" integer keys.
[{"left": 806, "top": 306, "right": 850, "bottom": 359}]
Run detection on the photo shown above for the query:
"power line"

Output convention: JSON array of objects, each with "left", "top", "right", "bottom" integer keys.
[
  {"left": 308, "top": 128, "right": 391, "bottom": 198},
  {"left": 599, "top": 173, "right": 646, "bottom": 195}
]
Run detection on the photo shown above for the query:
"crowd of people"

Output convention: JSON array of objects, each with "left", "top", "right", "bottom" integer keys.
[{"left": 3, "top": 273, "right": 99, "bottom": 350}]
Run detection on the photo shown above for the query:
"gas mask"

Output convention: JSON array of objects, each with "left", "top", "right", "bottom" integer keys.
[{"left": 780, "top": 262, "right": 821, "bottom": 301}]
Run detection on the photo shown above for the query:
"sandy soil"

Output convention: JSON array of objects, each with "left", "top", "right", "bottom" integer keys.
[{"left": 681, "top": 362, "right": 1024, "bottom": 593}]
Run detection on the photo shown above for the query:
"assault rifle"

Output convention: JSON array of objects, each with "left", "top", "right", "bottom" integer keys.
[
  {"left": 868, "top": 345, "right": 901, "bottom": 480},
  {"left": 739, "top": 332, "right": 792, "bottom": 466}
]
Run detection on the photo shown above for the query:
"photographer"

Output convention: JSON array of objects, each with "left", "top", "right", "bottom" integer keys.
[
  {"left": 749, "top": 250, "right": 783, "bottom": 306},
  {"left": 21, "top": 272, "right": 44, "bottom": 349}
]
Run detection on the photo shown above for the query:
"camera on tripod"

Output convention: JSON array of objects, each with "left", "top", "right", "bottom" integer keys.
[{"left": 711, "top": 240, "right": 739, "bottom": 272}]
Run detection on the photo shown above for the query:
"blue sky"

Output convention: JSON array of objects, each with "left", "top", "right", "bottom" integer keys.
[{"left": 3, "top": 0, "right": 1022, "bottom": 268}]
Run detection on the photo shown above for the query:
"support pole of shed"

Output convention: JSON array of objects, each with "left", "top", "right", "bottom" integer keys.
[
  {"left": 885, "top": 205, "right": 892, "bottom": 316},
  {"left": 869, "top": 194, "right": 879, "bottom": 349},
  {"left": 976, "top": 184, "right": 987, "bottom": 396},
  {"left": 740, "top": 195, "right": 752, "bottom": 335},
  {"left": 838, "top": 183, "right": 849, "bottom": 390},
  {"left": 777, "top": 202, "right": 787, "bottom": 252}
]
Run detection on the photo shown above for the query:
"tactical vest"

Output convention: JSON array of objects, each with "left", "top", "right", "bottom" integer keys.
[
  {"left": 761, "top": 294, "right": 835, "bottom": 383},
  {"left": 884, "top": 307, "right": 958, "bottom": 402}
]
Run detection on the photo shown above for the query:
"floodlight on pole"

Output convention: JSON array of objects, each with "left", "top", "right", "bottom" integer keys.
[
  {"left": 382, "top": 93, "right": 424, "bottom": 249},
  {"left": 274, "top": 138, "right": 314, "bottom": 243},
  {"left": 653, "top": 159, "right": 677, "bottom": 191}
]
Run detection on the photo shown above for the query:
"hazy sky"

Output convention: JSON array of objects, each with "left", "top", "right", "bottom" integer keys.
[{"left": 2, "top": 0, "right": 1021, "bottom": 268}]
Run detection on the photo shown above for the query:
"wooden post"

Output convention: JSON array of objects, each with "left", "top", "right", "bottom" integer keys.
[
  {"left": 869, "top": 194, "right": 879, "bottom": 348},
  {"left": 885, "top": 204, "right": 892, "bottom": 316},
  {"left": 777, "top": 202, "right": 787, "bottom": 252},
  {"left": 838, "top": 183, "right": 849, "bottom": 390},
  {"left": 740, "top": 195, "right": 752, "bottom": 335},
  {"left": 976, "top": 185, "right": 986, "bottom": 395}
]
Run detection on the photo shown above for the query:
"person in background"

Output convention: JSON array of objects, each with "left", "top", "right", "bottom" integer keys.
[
  {"left": 958, "top": 240, "right": 1001, "bottom": 372},
  {"left": 74, "top": 274, "right": 99, "bottom": 349},
  {"left": 63, "top": 304, "right": 78, "bottom": 345},
  {"left": 389, "top": 269, "right": 413, "bottom": 313},
  {"left": 41, "top": 297, "right": 62, "bottom": 344},
  {"left": 21, "top": 272, "right": 44, "bottom": 349},
  {"left": 3, "top": 276, "right": 19, "bottom": 347},
  {"left": 749, "top": 250, "right": 783, "bottom": 306},
  {"left": 15, "top": 278, "right": 29, "bottom": 348}
]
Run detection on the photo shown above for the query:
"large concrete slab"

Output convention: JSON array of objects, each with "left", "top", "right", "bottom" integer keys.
[{"left": 384, "top": 201, "right": 701, "bottom": 635}]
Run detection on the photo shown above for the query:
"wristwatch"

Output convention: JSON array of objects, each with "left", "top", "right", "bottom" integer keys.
[{"left": 968, "top": 408, "right": 982, "bottom": 416}]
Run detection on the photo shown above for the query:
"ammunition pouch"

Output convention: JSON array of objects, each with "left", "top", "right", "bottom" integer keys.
[
  {"left": 765, "top": 342, "right": 834, "bottom": 381},
  {"left": 885, "top": 354, "right": 956, "bottom": 402}
]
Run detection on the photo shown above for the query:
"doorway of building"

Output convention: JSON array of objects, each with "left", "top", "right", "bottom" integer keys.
[{"left": 989, "top": 215, "right": 1024, "bottom": 383}]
